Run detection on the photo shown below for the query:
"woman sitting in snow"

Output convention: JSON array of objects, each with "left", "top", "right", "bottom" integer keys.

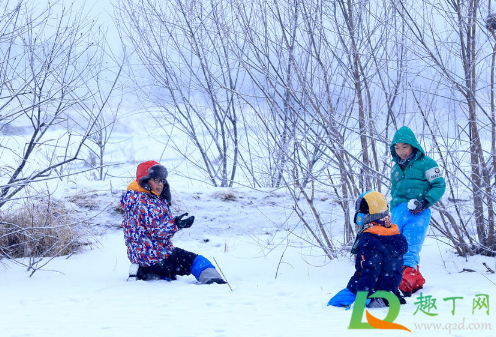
[
  {"left": 328, "top": 191, "right": 407, "bottom": 308},
  {"left": 121, "top": 160, "right": 226, "bottom": 284}
]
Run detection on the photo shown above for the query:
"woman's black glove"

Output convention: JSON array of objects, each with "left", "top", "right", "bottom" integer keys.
[
  {"left": 409, "top": 199, "right": 430, "bottom": 214},
  {"left": 175, "top": 213, "right": 195, "bottom": 229}
]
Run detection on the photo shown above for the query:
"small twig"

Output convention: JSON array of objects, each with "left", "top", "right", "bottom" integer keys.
[
  {"left": 483, "top": 262, "right": 495, "bottom": 274},
  {"left": 275, "top": 241, "right": 289, "bottom": 279},
  {"left": 213, "top": 257, "right": 233, "bottom": 292},
  {"left": 481, "top": 273, "right": 496, "bottom": 286},
  {"left": 459, "top": 268, "right": 476, "bottom": 273}
]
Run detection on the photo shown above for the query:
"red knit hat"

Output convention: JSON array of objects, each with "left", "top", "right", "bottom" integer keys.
[{"left": 136, "top": 161, "right": 168, "bottom": 189}]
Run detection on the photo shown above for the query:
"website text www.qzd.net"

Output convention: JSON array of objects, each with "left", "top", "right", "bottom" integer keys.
[{"left": 413, "top": 318, "right": 491, "bottom": 334}]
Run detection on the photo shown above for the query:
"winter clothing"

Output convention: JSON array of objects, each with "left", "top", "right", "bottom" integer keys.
[
  {"left": 122, "top": 161, "right": 225, "bottom": 284},
  {"left": 367, "top": 298, "right": 388, "bottom": 308},
  {"left": 409, "top": 198, "right": 430, "bottom": 214},
  {"left": 128, "top": 250, "right": 226, "bottom": 284},
  {"left": 400, "top": 265, "right": 426, "bottom": 297},
  {"left": 392, "top": 202, "right": 431, "bottom": 269},
  {"left": 175, "top": 213, "right": 195, "bottom": 229},
  {"left": 137, "top": 247, "right": 198, "bottom": 280},
  {"left": 136, "top": 160, "right": 172, "bottom": 204},
  {"left": 390, "top": 126, "right": 445, "bottom": 294},
  {"left": 353, "top": 191, "right": 389, "bottom": 227},
  {"left": 346, "top": 221, "right": 408, "bottom": 296},
  {"left": 327, "top": 288, "right": 360, "bottom": 308},
  {"left": 128, "top": 263, "right": 140, "bottom": 281},
  {"left": 136, "top": 161, "right": 168, "bottom": 186},
  {"left": 390, "top": 126, "right": 445, "bottom": 271},
  {"left": 390, "top": 126, "right": 446, "bottom": 211},
  {"left": 191, "top": 256, "right": 227, "bottom": 284},
  {"left": 350, "top": 191, "right": 408, "bottom": 296},
  {"left": 350, "top": 190, "right": 390, "bottom": 254},
  {"left": 121, "top": 180, "right": 178, "bottom": 267},
  {"left": 328, "top": 191, "right": 407, "bottom": 308}
]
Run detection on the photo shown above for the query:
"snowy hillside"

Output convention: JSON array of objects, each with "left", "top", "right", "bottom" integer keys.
[
  {"left": 1, "top": 180, "right": 495, "bottom": 337},
  {"left": 2, "top": 1, "right": 496, "bottom": 336}
]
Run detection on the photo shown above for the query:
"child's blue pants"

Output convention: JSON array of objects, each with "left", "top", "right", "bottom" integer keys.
[{"left": 391, "top": 202, "right": 431, "bottom": 269}]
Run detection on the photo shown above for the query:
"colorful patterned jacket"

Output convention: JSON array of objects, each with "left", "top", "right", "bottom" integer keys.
[{"left": 121, "top": 180, "right": 178, "bottom": 267}]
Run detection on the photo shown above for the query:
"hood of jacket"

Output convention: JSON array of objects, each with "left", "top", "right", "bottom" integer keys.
[
  {"left": 390, "top": 126, "right": 425, "bottom": 163},
  {"left": 127, "top": 180, "right": 160, "bottom": 197},
  {"left": 362, "top": 225, "right": 408, "bottom": 258}
]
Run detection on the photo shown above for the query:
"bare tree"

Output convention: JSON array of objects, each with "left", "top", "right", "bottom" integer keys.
[
  {"left": 115, "top": 0, "right": 496, "bottom": 259},
  {"left": 0, "top": 0, "right": 122, "bottom": 208},
  {"left": 224, "top": 0, "right": 299, "bottom": 188},
  {"left": 115, "top": 0, "right": 244, "bottom": 187},
  {"left": 393, "top": 0, "right": 496, "bottom": 255},
  {"left": 229, "top": 0, "right": 396, "bottom": 250},
  {"left": 84, "top": 49, "right": 126, "bottom": 181},
  {"left": 0, "top": 0, "right": 123, "bottom": 271}
]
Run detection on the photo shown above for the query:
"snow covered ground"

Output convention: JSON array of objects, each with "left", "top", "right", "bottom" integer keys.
[
  {"left": 2, "top": 2, "right": 495, "bottom": 333},
  {"left": 1, "top": 179, "right": 495, "bottom": 337},
  {"left": 1, "top": 111, "right": 495, "bottom": 336}
]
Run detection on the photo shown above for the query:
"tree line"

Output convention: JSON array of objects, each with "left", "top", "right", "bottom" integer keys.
[{"left": 1, "top": 0, "right": 495, "bottom": 266}]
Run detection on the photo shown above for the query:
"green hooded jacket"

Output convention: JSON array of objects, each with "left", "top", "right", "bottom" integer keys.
[{"left": 390, "top": 126, "right": 446, "bottom": 211}]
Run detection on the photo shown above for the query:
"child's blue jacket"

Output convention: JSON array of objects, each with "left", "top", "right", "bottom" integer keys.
[{"left": 347, "top": 224, "right": 408, "bottom": 296}]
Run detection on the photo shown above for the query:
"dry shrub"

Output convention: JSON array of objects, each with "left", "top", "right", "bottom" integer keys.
[
  {"left": 211, "top": 189, "right": 238, "bottom": 201},
  {"left": 68, "top": 188, "right": 98, "bottom": 209},
  {"left": 114, "top": 202, "right": 125, "bottom": 215},
  {"left": 0, "top": 198, "right": 90, "bottom": 259}
]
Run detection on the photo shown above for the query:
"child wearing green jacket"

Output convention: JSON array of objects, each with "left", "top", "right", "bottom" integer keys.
[{"left": 390, "top": 126, "right": 446, "bottom": 296}]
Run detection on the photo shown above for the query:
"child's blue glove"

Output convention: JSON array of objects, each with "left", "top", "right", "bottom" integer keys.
[
  {"left": 328, "top": 288, "right": 372, "bottom": 309},
  {"left": 327, "top": 288, "right": 356, "bottom": 307}
]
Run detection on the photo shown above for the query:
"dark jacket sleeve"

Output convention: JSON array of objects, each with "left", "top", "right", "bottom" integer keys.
[
  {"left": 356, "top": 244, "right": 383, "bottom": 295},
  {"left": 347, "top": 235, "right": 383, "bottom": 295}
]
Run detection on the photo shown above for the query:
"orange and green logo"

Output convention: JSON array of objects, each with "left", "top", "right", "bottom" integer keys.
[{"left": 349, "top": 291, "right": 411, "bottom": 332}]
